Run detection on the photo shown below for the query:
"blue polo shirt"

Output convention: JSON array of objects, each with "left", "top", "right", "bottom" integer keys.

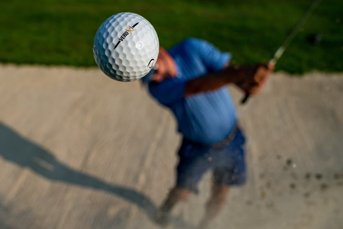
[{"left": 148, "top": 38, "right": 237, "bottom": 145}]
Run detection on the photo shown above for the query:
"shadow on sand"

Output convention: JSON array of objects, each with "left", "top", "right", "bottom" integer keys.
[{"left": 0, "top": 122, "right": 192, "bottom": 229}]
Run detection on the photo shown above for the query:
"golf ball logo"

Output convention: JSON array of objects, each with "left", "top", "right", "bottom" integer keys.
[
  {"left": 114, "top": 23, "right": 139, "bottom": 50},
  {"left": 136, "top": 41, "right": 144, "bottom": 50},
  {"left": 147, "top": 59, "right": 155, "bottom": 68},
  {"left": 125, "top": 25, "right": 135, "bottom": 35}
]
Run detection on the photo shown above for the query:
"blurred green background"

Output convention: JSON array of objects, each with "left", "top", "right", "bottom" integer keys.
[{"left": 0, "top": 0, "right": 342, "bottom": 74}]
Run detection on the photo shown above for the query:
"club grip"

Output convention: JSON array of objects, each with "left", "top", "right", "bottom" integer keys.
[{"left": 240, "top": 93, "right": 250, "bottom": 104}]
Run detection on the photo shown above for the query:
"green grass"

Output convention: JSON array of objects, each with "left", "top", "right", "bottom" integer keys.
[{"left": 0, "top": 0, "right": 342, "bottom": 74}]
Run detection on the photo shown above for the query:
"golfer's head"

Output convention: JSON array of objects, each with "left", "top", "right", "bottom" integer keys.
[
  {"left": 151, "top": 47, "right": 176, "bottom": 82},
  {"left": 142, "top": 47, "right": 177, "bottom": 84}
]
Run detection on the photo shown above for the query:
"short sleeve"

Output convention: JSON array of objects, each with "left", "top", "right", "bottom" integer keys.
[
  {"left": 185, "top": 38, "right": 231, "bottom": 72},
  {"left": 148, "top": 78, "right": 187, "bottom": 105}
]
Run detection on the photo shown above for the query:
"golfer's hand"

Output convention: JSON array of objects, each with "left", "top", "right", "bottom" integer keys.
[{"left": 235, "top": 64, "right": 274, "bottom": 95}]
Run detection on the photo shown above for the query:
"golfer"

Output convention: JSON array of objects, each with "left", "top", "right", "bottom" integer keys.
[{"left": 141, "top": 38, "right": 273, "bottom": 229}]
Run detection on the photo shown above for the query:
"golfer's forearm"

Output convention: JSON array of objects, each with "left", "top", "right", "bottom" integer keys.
[{"left": 185, "top": 65, "right": 243, "bottom": 97}]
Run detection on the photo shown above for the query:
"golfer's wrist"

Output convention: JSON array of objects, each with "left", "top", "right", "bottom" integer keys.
[{"left": 223, "top": 64, "right": 246, "bottom": 84}]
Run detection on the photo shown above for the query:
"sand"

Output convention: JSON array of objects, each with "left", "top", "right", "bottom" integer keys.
[{"left": 0, "top": 64, "right": 342, "bottom": 229}]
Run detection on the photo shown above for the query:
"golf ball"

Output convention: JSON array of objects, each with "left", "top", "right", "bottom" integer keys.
[{"left": 93, "top": 12, "right": 159, "bottom": 82}]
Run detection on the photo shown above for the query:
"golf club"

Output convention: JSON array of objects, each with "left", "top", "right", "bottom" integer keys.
[{"left": 241, "top": 0, "right": 322, "bottom": 104}]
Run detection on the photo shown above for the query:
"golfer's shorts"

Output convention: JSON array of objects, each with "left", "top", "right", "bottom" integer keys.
[{"left": 176, "top": 128, "right": 247, "bottom": 193}]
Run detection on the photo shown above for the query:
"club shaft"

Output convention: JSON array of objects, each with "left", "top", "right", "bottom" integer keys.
[{"left": 241, "top": 0, "right": 322, "bottom": 105}]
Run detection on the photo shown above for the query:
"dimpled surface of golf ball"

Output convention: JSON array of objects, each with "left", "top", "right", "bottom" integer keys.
[{"left": 93, "top": 12, "right": 159, "bottom": 82}]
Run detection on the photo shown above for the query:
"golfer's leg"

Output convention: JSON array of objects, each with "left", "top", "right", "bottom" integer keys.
[
  {"left": 156, "top": 148, "right": 211, "bottom": 226},
  {"left": 198, "top": 183, "right": 230, "bottom": 228},
  {"left": 155, "top": 187, "right": 190, "bottom": 226},
  {"left": 160, "top": 186, "right": 190, "bottom": 212}
]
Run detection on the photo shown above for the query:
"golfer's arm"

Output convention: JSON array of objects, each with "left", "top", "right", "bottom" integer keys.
[{"left": 185, "top": 65, "right": 243, "bottom": 97}]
